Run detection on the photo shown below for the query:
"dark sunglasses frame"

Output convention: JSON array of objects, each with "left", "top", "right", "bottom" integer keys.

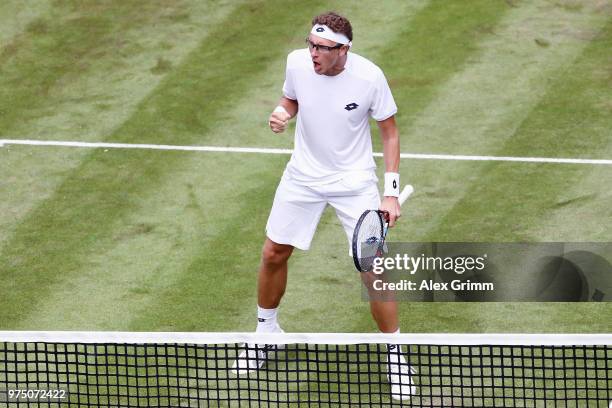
[{"left": 305, "top": 38, "right": 344, "bottom": 52}]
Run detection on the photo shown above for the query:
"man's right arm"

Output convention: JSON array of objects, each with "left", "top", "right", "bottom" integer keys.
[
  {"left": 269, "top": 97, "right": 298, "bottom": 133},
  {"left": 278, "top": 97, "right": 298, "bottom": 118}
]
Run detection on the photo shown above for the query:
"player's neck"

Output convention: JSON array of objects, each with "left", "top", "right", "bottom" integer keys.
[{"left": 324, "top": 55, "right": 348, "bottom": 76}]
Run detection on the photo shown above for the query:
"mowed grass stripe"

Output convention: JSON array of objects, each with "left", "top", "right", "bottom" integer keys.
[
  {"left": 397, "top": 1, "right": 609, "bottom": 155},
  {"left": 16, "top": 152, "right": 287, "bottom": 330},
  {"left": 502, "top": 17, "right": 611, "bottom": 242},
  {"left": 0, "top": 0, "right": 326, "bottom": 328},
  {"left": 370, "top": 0, "right": 511, "bottom": 152},
  {"left": 390, "top": 3, "right": 609, "bottom": 332},
  {"left": 0, "top": 0, "right": 238, "bottom": 250},
  {"left": 429, "top": 16, "right": 612, "bottom": 242},
  {"left": 124, "top": 155, "right": 287, "bottom": 331},
  {"left": 0, "top": 0, "right": 219, "bottom": 135},
  {"left": 401, "top": 9, "right": 611, "bottom": 332},
  {"left": 390, "top": 1, "right": 608, "bottom": 242},
  {"left": 0, "top": 0, "right": 51, "bottom": 45},
  {"left": 461, "top": 19, "right": 612, "bottom": 338}
]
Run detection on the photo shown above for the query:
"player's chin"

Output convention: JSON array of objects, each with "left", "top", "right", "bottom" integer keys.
[{"left": 313, "top": 61, "right": 322, "bottom": 73}]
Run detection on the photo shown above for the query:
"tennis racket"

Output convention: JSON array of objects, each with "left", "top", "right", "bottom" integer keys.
[{"left": 352, "top": 185, "right": 414, "bottom": 272}]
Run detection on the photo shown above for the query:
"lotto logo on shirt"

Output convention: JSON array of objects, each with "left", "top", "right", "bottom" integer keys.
[{"left": 344, "top": 103, "right": 359, "bottom": 111}]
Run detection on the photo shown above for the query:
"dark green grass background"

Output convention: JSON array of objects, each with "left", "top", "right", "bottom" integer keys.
[{"left": 0, "top": 0, "right": 610, "bottom": 333}]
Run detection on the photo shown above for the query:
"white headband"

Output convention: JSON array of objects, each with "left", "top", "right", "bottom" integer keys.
[{"left": 310, "top": 24, "right": 351, "bottom": 46}]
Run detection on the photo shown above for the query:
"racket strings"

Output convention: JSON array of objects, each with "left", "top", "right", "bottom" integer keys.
[{"left": 355, "top": 210, "right": 384, "bottom": 271}]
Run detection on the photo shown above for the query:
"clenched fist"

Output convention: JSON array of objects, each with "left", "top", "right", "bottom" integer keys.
[{"left": 269, "top": 107, "right": 291, "bottom": 133}]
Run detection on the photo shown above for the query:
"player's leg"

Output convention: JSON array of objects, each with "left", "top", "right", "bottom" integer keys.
[
  {"left": 328, "top": 177, "right": 400, "bottom": 331},
  {"left": 258, "top": 238, "right": 293, "bottom": 309},
  {"left": 233, "top": 238, "right": 291, "bottom": 375},
  {"left": 256, "top": 238, "right": 293, "bottom": 334},
  {"left": 233, "top": 174, "right": 325, "bottom": 375},
  {"left": 351, "top": 237, "right": 416, "bottom": 400},
  {"left": 259, "top": 173, "right": 326, "bottom": 329},
  {"left": 329, "top": 176, "right": 416, "bottom": 399},
  {"left": 362, "top": 265, "right": 402, "bottom": 336},
  {"left": 357, "top": 269, "right": 400, "bottom": 332}
]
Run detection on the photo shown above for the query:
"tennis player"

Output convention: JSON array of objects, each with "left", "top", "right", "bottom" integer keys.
[{"left": 233, "top": 12, "right": 415, "bottom": 400}]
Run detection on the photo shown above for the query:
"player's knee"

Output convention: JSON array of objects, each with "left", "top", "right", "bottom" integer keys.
[{"left": 261, "top": 240, "right": 293, "bottom": 266}]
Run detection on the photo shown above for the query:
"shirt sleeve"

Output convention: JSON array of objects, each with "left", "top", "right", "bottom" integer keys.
[
  {"left": 282, "top": 53, "right": 297, "bottom": 100},
  {"left": 369, "top": 70, "right": 397, "bottom": 121}
]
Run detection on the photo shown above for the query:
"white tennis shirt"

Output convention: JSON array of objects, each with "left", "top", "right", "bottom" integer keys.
[{"left": 282, "top": 48, "right": 397, "bottom": 184}]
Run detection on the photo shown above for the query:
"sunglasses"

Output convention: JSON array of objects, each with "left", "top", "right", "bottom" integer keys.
[{"left": 305, "top": 38, "right": 344, "bottom": 53}]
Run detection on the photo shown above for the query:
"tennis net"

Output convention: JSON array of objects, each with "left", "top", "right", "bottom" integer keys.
[{"left": 0, "top": 332, "right": 610, "bottom": 407}]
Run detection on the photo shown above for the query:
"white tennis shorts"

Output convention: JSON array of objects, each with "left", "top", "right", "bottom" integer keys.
[{"left": 266, "top": 171, "right": 380, "bottom": 250}]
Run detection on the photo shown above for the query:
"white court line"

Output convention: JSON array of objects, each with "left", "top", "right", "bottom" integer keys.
[{"left": 1, "top": 138, "right": 611, "bottom": 165}]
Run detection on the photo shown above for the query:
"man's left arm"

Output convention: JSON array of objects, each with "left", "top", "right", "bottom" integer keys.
[{"left": 377, "top": 115, "right": 401, "bottom": 227}]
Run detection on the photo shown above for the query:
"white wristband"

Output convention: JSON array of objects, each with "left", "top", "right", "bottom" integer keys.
[
  {"left": 273, "top": 105, "right": 288, "bottom": 115},
  {"left": 384, "top": 172, "right": 400, "bottom": 197}
]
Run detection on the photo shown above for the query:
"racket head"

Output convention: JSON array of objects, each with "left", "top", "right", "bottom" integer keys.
[{"left": 352, "top": 210, "right": 388, "bottom": 272}]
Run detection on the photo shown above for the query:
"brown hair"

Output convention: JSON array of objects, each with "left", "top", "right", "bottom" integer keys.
[{"left": 312, "top": 11, "right": 353, "bottom": 42}]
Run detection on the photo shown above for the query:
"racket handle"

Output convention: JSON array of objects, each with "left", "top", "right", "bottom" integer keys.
[{"left": 398, "top": 185, "right": 414, "bottom": 206}]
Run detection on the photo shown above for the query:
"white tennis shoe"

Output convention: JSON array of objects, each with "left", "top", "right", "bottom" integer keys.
[
  {"left": 231, "top": 329, "right": 285, "bottom": 376},
  {"left": 386, "top": 346, "right": 417, "bottom": 400}
]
